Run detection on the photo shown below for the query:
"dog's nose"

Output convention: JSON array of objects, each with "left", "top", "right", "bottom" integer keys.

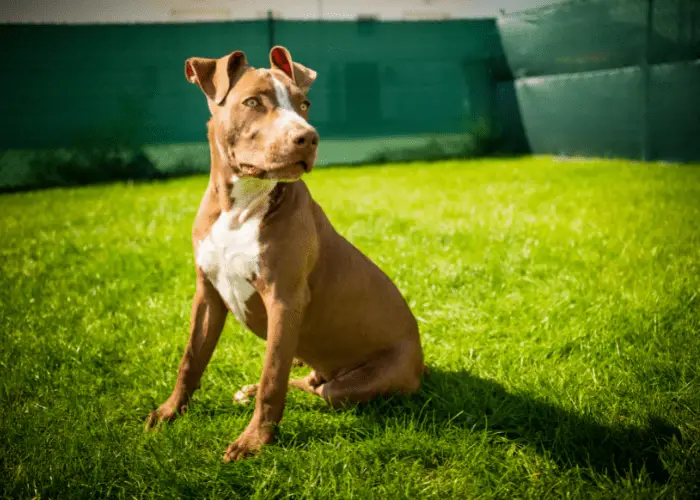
[{"left": 292, "top": 129, "right": 319, "bottom": 149}]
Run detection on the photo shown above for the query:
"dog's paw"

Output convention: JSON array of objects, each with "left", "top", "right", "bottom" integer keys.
[
  {"left": 144, "top": 401, "right": 186, "bottom": 430},
  {"left": 233, "top": 384, "right": 258, "bottom": 404},
  {"left": 223, "top": 425, "right": 274, "bottom": 462}
]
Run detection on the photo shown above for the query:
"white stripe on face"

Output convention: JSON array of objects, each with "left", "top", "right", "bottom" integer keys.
[
  {"left": 272, "top": 76, "right": 309, "bottom": 128},
  {"left": 272, "top": 76, "right": 294, "bottom": 111}
]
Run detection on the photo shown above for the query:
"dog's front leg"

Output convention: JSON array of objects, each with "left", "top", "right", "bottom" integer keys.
[
  {"left": 146, "top": 273, "right": 227, "bottom": 428},
  {"left": 223, "top": 288, "right": 308, "bottom": 462}
]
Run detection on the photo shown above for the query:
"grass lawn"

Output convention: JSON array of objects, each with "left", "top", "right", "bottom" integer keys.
[{"left": 1, "top": 157, "right": 699, "bottom": 498}]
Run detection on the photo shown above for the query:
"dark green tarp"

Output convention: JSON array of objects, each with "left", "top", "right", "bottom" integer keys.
[
  {"left": 0, "top": 20, "right": 503, "bottom": 150},
  {"left": 498, "top": 0, "right": 700, "bottom": 162}
]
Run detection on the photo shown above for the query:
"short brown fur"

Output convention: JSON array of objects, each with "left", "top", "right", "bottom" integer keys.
[{"left": 146, "top": 47, "right": 425, "bottom": 461}]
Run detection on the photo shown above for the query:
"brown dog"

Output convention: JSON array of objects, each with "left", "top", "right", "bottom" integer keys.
[{"left": 145, "top": 46, "right": 425, "bottom": 462}]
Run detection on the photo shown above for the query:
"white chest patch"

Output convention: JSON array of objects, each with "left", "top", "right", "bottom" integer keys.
[{"left": 196, "top": 177, "right": 276, "bottom": 325}]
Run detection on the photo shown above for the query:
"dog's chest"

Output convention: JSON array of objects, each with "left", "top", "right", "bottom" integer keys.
[{"left": 195, "top": 206, "right": 267, "bottom": 326}]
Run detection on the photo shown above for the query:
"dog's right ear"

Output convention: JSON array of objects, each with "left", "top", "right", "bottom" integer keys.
[
  {"left": 269, "top": 46, "right": 316, "bottom": 93},
  {"left": 185, "top": 51, "right": 248, "bottom": 105}
]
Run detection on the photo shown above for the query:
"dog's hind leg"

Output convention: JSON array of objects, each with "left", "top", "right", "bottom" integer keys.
[
  {"left": 233, "top": 371, "right": 324, "bottom": 404},
  {"left": 288, "top": 371, "right": 325, "bottom": 394},
  {"left": 234, "top": 339, "right": 422, "bottom": 409},
  {"left": 232, "top": 383, "right": 259, "bottom": 404},
  {"left": 312, "top": 339, "right": 423, "bottom": 409}
]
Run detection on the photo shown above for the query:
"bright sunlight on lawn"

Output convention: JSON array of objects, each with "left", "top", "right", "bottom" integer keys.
[{"left": 1, "top": 157, "right": 699, "bottom": 498}]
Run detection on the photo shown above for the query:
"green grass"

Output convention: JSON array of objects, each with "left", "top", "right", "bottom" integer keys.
[{"left": 1, "top": 157, "right": 699, "bottom": 498}]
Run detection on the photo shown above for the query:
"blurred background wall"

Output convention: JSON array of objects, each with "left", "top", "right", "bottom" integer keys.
[
  {"left": 1, "top": 0, "right": 698, "bottom": 190},
  {"left": 0, "top": 0, "right": 556, "bottom": 23}
]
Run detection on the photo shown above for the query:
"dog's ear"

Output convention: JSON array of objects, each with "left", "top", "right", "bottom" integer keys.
[
  {"left": 185, "top": 51, "right": 247, "bottom": 104},
  {"left": 269, "top": 46, "right": 316, "bottom": 93},
  {"left": 270, "top": 46, "right": 295, "bottom": 80},
  {"left": 292, "top": 62, "right": 317, "bottom": 93}
]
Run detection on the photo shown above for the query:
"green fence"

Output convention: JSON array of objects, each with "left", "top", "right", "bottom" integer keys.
[
  {"left": 1, "top": 19, "right": 514, "bottom": 189},
  {"left": 1, "top": 21, "right": 271, "bottom": 150},
  {"left": 498, "top": 0, "right": 700, "bottom": 162},
  {"left": 0, "top": 21, "right": 503, "bottom": 144},
  {"left": 1, "top": 2, "right": 698, "bottom": 190}
]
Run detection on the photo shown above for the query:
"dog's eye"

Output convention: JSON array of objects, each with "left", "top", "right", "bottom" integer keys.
[
  {"left": 243, "top": 98, "right": 260, "bottom": 108},
  {"left": 300, "top": 101, "right": 310, "bottom": 111}
]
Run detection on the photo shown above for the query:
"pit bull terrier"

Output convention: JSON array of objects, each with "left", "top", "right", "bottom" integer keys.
[{"left": 145, "top": 46, "right": 425, "bottom": 462}]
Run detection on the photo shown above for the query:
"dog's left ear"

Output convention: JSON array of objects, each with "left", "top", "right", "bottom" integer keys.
[
  {"left": 269, "top": 46, "right": 317, "bottom": 93},
  {"left": 185, "top": 50, "right": 248, "bottom": 105}
]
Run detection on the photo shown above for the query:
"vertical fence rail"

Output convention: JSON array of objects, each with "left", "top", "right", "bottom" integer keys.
[
  {"left": 641, "top": 0, "right": 654, "bottom": 161},
  {"left": 267, "top": 10, "right": 275, "bottom": 50}
]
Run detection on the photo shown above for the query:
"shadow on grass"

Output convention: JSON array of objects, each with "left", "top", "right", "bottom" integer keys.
[
  {"left": 188, "top": 366, "right": 679, "bottom": 483},
  {"left": 335, "top": 367, "right": 680, "bottom": 483}
]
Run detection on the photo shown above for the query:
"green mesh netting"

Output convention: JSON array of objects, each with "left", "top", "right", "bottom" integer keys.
[{"left": 498, "top": 0, "right": 700, "bottom": 162}]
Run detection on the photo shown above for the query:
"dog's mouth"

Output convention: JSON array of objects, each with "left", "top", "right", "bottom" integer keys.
[
  {"left": 238, "top": 163, "right": 266, "bottom": 178},
  {"left": 271, "top": 161, "right": 309, "bottom": 181},
  {"left": 238, "top": 160, "right": 312, "bottom": 181}
]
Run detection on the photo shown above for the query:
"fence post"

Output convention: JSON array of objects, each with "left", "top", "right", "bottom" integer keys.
[
  {"left": 267, "top": 9, "right": 275, "bottom": 50},
  {"left": 641, "top": 0, "right": 653, "bottom": 161}
]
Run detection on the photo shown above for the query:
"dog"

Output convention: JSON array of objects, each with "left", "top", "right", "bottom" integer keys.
[{"left": 145, "top": 46, "right": 425, "bottom": 462}]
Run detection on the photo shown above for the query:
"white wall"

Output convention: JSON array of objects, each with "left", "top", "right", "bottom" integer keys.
[{"left": 2, "top": 0, "right": 559, "bottom": 24}]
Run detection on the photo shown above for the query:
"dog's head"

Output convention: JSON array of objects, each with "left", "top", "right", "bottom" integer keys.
[{"left": 186, "top": 46, "right": 318, "bottom": 182}]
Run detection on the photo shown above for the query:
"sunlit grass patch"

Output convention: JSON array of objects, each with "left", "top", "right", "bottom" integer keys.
[{"left": 1, "top": 157, "right": 699, "bottom": 498}]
